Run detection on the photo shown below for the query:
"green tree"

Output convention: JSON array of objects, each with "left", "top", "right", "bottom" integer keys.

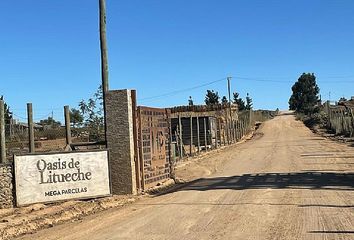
[
  {"left": 233, "top": 92, "right": 246, "bottom": 111},
  {"left": 0, "top": 96, "right": 12, "bottom": 124},
  {"left": 188, "top": 96, "right": 194, "bottom": 106},
  {"left": 289, "top": 73, "right": 320, "bottom": 114},
  {"left": 205, "top": 90, "right": 220, "bottom": 106},
  {"left": 78, "top": 85, "right": 104, "bottom": 141},
  {"left": 245, "top": 93, "right": 253, "bottom": 110},
  {"left": 221, "top": 96, "right": 228, "bottom": 105},
  {"left": 339, "top": 97, "right": 347, "bottom": 102},
  {"left": 39, "top": 117, "right": 61, "bottom": 128},
  {"left": 70, "top": 108, "right": 84, "bottom": 128}
]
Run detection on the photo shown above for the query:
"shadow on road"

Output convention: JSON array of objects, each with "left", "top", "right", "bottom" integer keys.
[
  {"left": 308, "top": 230, "right": 354, "bottom": 234},
  {"left": 177, "top": 172, "right": 354, "bottom": 192}
]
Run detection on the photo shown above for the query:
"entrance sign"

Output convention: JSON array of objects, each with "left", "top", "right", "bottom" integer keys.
[{"left": 14, "top": 150, "right": 110, "bottom": 206}]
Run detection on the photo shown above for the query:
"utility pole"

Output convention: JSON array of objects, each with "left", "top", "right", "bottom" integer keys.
[
  {"left": 0, "top": 100, "right": 6, "bottom": 163},
  {"left": 99, "top": 0, "right": 109, "bottom": 145}
]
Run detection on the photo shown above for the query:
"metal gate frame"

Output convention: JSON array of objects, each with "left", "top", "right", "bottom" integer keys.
[{"left": 136, "top": 106, "right": 171, "bottom": 191}]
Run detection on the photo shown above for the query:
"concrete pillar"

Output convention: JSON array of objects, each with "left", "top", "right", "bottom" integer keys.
[{"left": 106, "top": 89, "right": 137, "bottom": 195}]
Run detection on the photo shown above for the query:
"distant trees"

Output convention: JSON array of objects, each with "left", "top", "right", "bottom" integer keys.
[
  {"left": 188, "top": 96, "right": 194, "bottom": 106},
  {"left": 221, "top": 96, "right": 228, "bottom": 105},
  {"left": 39, "top": 117, "right": 61, "bottom": 128},
  {"left": 70, "top": 108, "right": 84, "bottom": 128},
  {"left": 233, "top": 92, "right": 246, "bottom": 111},
  {"left": 205, "top": 90, "right": 220, "bottom": 105},
  {"left": 72, "top": 85, "right": 104, "bottom": 140},
  {"left": 289, "top": 73, "right": 320, "bottom": 114},
  {"left": 339, "top": 97, "right": 347, "bottom": 102},
  {"left": 245, "top": 93, "right": 253, "bottom": 110},
  {"left": 0, "top": 96, "right": 12, "bottom": 124}
]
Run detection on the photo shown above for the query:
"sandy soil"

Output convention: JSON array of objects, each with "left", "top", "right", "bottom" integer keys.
[{"left": 12, "top": 113, "right": 354, "bottom": 239}]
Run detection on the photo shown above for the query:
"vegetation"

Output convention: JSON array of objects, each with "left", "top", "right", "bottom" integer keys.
[
  {"left": 188, "top": 96, "right": 194, "bottom": 106},
  {"left": 70, "top": 108, "right": 84, "bottom": 128},
  {"left": 73, "top": 85, "right": 104, "bottom": 141},
  {"left": 233, "top": 92, "right": 246, "bottom": 111},
  {"left": 221, "top": 96, "right": 228, "bottom": 105},
  {"left": 289, "top": 73, "right": 320, "bottom": 114},
  {"left": 39, "top": 117, "right": 61, "bottom": 128},
  {"left": 245, "top": 93, "right": 253, "bottom": 110},
  {"left": 205, "top": 90, "right": 220, "bottom": 105},
  {"left": 0, "top": 96, "right": 13, "bottom": 124}
]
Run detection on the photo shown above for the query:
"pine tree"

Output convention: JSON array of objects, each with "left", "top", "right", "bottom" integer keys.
[
  {"left": 289, "top": 73, "right": 320, "bottom": 114},
  {"left": 0, "top": 96, "right": 12, "bottom": 124},
  {"left": 233, "top": 92, "right": 246, "bottom": 111},
  {"left": 221, "top": 96, "right": 228, "bottom": 105},
  {"left": 245, "top": 93, "right": 253, "bottom": 110},
  {"left": 205, "top": 90, "right": 220, "bottom": 106},
  {"left": 188, "top": 96, "right": 194, "bottom": 106}
]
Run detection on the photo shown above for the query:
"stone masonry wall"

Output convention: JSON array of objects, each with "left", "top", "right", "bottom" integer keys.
[
  {"left": 106, "top": 89, "right": 137, "bottom": 195},
  {"left": 0, "top": 163, "right": 14, "bottom": 209}
]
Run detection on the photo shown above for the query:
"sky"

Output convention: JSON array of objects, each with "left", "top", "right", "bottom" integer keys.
[{"left": 1, "top": 0, "right": 354, "bottom": 122}]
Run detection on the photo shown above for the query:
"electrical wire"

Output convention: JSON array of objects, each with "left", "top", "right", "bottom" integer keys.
[
  {"left": 139, "top": 77, "right": 227, "bottom": 101},
  {"left": 138, "top": 74, "right": 354, "bottom": 104}
]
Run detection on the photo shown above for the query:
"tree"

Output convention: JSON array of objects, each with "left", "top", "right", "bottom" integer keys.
[
  {"left": 78, "top": 85, "right": 104, "bottom": 140},
  {"left": 188, "top": 96, "right": 194, "bottom": 106},
  {"left": 205, "top": 90, "right": 220, "bottom": 106},
  {"left": 245, "top": 93, "right": 253, "bottom": 110},
  {"left": 339, "top": 97, "right": 347, "bottom": 102},
  {"left": 221, "top": 96, "right": 228, "bottom": 105},
  {"left": 70, "top": 108, "right": 84, "bottom": 128},
  {"left": 289, "top": 73, "right": 320, "bottom": 114},
  {"left": 39, "top": 117, "right": 61, "bottom": 128},
  {"left": 0, "top": 96, "right": 12, "bottom": 124},
  {"left": 233, "top": 92, "right": 246, "bottom": 111}
]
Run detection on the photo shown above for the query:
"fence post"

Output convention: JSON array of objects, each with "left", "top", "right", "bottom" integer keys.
[
  {"left": 0, "top": 100, "right": 6, "bottom": 163},
  {"left": 197, "top": 116, "right": 200, "bottom": 153},
  {"left": 204, "top": 118, "right": 207, "bottom": 151},
  {"left": 178, "top": 115, "right": 183, "bottom": 158},
  {"left": 64, "top": 105, "right": 72, "bottom": 146},
  {"left": 217, "top": 118, "right": 221, "bottom": 148},
  {"left": 236, "top": 120, "right": 240, "bottom": 141},
  {"left": 27, "top": 103, "right": 35, "bottom": 153},
  {"left": 190, "top": 115, "right": 193, "bottom": 156},
  {"left": 232, "top": 120, "right": 237, "bottom": 143}
]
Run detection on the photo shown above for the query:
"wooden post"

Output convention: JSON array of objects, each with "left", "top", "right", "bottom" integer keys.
[
  {"left": 190, "top": 115, "right": 193, "bottom": 156},
  {"left": 27, "top": 103, "right": 35, "bottom": 153},
  {"left": 178, "top": 115, "right": 183, "bottom": 158},
  {"left": 0, "top": 100, "right": 6, "bottom": 163},
  {"left": 217, "top": 118, "right": 221, "bottom": 148},
  {"left": 215, "top": 119, "right": 219, "bottom": 149},
  {"left": 204, "top": 117, "right": 207, "bottom": 151},
  {"left": 223, "top": 120, "right": 226, "bottom": 146},
  {"left": 64, "top": 105, "right": 72, "bottom": 146},
  {"left": 225, "top": 118, "right": 229, "bottom": 145},
  {"left": 197, "top": 116, "right": 200, "bottom": 153},
  {"left": 99, "top": 0, "right": 109, "bottom": 147}
]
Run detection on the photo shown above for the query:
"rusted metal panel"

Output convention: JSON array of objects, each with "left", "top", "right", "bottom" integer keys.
[{"left": 137, "top": 107, "right": 170, "bottom": 189}]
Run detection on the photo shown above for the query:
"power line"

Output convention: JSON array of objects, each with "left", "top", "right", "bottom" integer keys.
[
  {"left": 138, "top": 74, "right": 354, "bottom": 103},
  {"left": 139, "top": 77, "right": 227, "bottom": 102}
]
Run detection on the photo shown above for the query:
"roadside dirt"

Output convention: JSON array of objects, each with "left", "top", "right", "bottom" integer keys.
[
  {"left": 0, "top": 128, "right": 254, "bottom": 240},
  {"left": 0, "top": 196, "right": 138, "bottom": 240},
  {"left": 5, "top": 113, "right": 354, "bottom": 240}
]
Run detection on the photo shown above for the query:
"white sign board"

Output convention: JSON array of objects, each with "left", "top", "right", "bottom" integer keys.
[{"left": 14, "top": 150, "right": 110, "bottom": 206}]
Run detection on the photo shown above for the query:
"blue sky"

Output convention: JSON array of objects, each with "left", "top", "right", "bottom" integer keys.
[{"left": 1, "top": 0, "right": 354, "bottom": 122}]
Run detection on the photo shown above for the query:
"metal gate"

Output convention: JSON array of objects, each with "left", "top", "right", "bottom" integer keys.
[{"left": 136, "top": 106, "right": 171, "bottom": 190}]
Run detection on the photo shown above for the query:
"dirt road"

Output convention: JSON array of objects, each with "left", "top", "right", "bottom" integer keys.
[{"left": 18, "top": 114, "right": 354, "bottom": 240}]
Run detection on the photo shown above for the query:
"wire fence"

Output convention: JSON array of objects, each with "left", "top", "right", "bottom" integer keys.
[
  {"left": 325, "top": 106, "right": 354, "bottom": 137},
  {"left": 1, "top": 103, "right": 105, "bottom": 163}
]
